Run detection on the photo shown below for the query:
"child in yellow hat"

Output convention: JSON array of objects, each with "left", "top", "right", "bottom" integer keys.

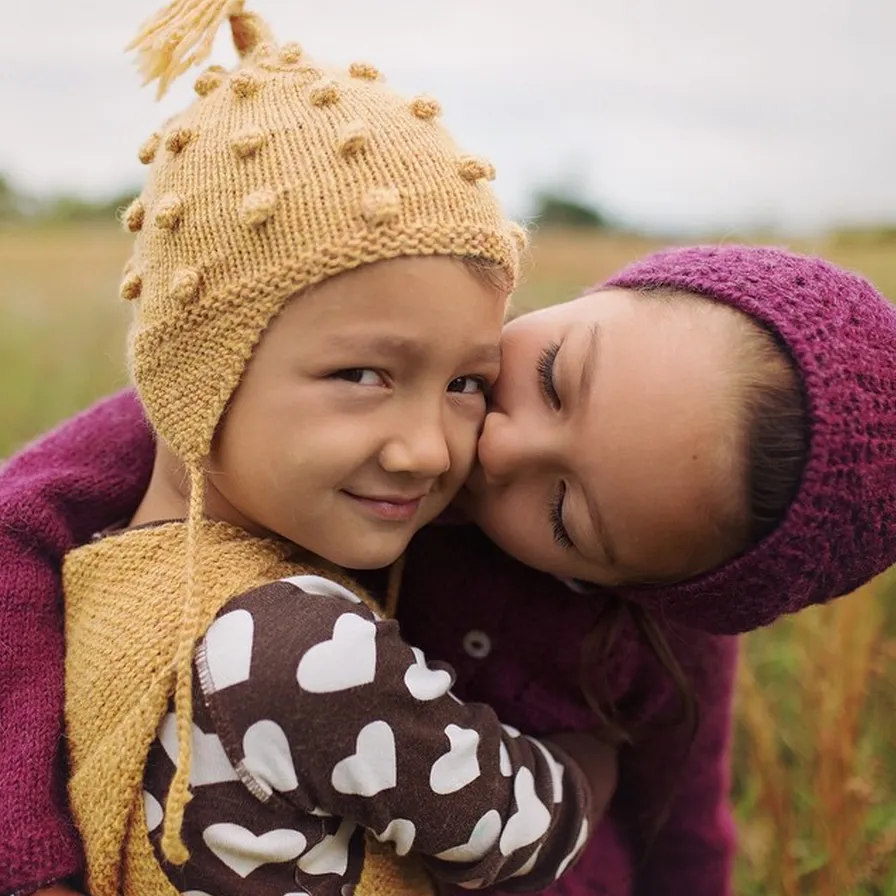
[{"left": 62, "top": 3, "right": 605, "bottom": 896}]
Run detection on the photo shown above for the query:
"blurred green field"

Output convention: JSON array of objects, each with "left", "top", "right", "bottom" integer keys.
[{"left": 1, "top": 223, "right": 894, "bottom": 894}]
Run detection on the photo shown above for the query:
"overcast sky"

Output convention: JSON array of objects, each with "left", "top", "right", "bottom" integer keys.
[{"left": 3, "top": 0, "right": 895, "bottom": 234}]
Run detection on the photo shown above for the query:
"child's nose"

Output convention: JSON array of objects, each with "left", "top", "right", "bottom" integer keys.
[{"left": 380, "top": 418, "right": 451, "bottom": 479}]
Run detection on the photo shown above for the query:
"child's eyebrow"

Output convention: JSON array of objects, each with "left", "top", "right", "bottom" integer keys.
[{"left": 321, "top": 334, "right": 501, "bottom": 366}]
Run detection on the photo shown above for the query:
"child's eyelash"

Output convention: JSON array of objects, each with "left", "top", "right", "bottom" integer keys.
[
  {"left": 536, "top": 342, "right": 561, "bottom": 410},
  {"left": 549, "top": 482, "right": 573, "bottom": 549}
]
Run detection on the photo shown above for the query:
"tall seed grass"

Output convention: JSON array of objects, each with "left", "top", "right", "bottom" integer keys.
[{"left": 734, "top": 578, "right": 896, "bottom": 894}]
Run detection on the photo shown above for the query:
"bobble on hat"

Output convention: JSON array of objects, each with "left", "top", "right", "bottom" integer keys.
[
  {"left": 349, "top": 61, "right": 381, "bottom": 81},
  {"left": 240, "top": 188, "right": 278, "bottom": 227},
  {"left": 165, "top": 128, "right": 195, "bottom": 153},
  {"left": 338, "top": 120, "right": 369, "bottom": 158},
  {"left": 230, "top": 69, "right": 262, "bottom": 97},
  {"left": 230, "top": 127, "right": 266, "bottom": 158},
  {"left": 138, "top": 133, "right": 161, "bottom": 165},
  {"left": 193, "top": 65, "right": 226, "bottom": 96},
  {"left": 279, "top": 42, "right": 302, "bottom": 64},
  {"left": 122, "top": 198, "right": 145, "bottom": 233},
  {"left": 410, "top": 96, "right": 441, "bottom": 120},
  {"left": 309, "top": 79, "right": 340, "bottom": 107},
  {"left": 170, "top": 268, "right": 201, "bottom": 302},
  {"left": 457, "top": 156, "right": 496, "bottom": 183},
  {"left": 362, "top": 186, "right": 401, "bottom": 225},
  {"left": 120, "top": 271, "right": 143, "bottom": 301},
  {"left": 154, "top": 194, "right": 185, "bottom": 230}
]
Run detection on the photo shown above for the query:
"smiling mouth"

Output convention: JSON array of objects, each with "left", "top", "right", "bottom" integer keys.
[{"left": 343, "top": 491, "right": 427, "bottom": 523}]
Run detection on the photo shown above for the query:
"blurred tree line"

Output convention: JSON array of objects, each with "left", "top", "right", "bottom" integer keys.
[
  {"left": 0, "top": 173, "right": 137, "bottom": 225},
  {"left": 530, "top": 189, "right": 608, "bottom": 229},
  {"left": 0, "top": 171, "right": 613, "bottom": 230}
]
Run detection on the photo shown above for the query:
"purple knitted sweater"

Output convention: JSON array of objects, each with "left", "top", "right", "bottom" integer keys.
[{"left": 0, "top": 390, "right": 737, "bottom": 896}]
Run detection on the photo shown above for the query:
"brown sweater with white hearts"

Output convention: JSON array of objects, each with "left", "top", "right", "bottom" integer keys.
[{"left": 64, "top": 522, "right": 592, "bottom": 896}]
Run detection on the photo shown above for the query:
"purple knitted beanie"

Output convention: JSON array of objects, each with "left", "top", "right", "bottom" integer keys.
[{"left": 603, "top": 245, "right": 896, "bottom": 634}]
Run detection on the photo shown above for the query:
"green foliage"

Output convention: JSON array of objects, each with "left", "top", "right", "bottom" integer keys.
[
  {"left": 531, "top": 189, "right": 608, "bottom": 230},
  {"left": 0, "top": 173, "right": 19, "bottom": 218},
  {"left": 0, "top": 172, "right": 136, "bottom": 225}
]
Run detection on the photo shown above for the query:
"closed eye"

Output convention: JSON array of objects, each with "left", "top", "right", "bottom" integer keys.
[
  {"left": 549, "top": 481, "right": 573, "bottom": 549},
  {"left": 536, "top": 342, "right": 561, "bottom": 410}
]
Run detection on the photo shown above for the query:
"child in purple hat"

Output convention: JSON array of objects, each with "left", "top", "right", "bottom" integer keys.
[{"left": 2, "top": 245, "right": 895, "bottom": 896}]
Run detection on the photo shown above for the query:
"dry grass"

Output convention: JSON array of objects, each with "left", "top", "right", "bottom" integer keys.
[
  {"left": 734, "top": 584, "right": 896, "bottom": 894},
  {"left": 1, "top": 222, "right": 894, "bottom": 893}
]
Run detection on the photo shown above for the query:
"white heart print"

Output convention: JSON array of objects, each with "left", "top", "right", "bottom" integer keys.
[
  {"left": 434, "top": 809, "right": 501, "bottom": 862},
  {"left": 242, "top": 719, "right": 298, "bottom": 794},
  {"left": 376, "top": 818, "right": 417, "bottom": 857},
  {"left": 143, "top": 790, "right": 163, "bottom": 833},
  {"left": 296, "top": 613, "right": 377, "bottom": 693},
  {"left": 499, "top": 768, "right": 551, "bottom": 855},
  {"left": 499, "top": 741, "right": 512, "bottom": 777},
  {"left": 555, "top": 817, "right": 590, "bottom": 878},
  {"left": 509, "top": 843, "right": 544, "bottom": 879},
  {"left": 297, "top": 818, "right": 357, "bottom": 876},
  {"left": 527, "top": 736, "right": 565, "bottom": 803},
  {"left": 429, "top": 724, "right": 481, "bottom": 795},
  {"left": 202, "top": 823, "right": 306, "bottom": 878},
  {"left": 158, "top": 713, "right": 238, "bottom": 787},
  {"left": 404, "top": 647, "right": 453, "bottom": 701},
  {"left": 281, "top": 574, "right": 364, "bottom": 606},
  {"left": 202, "top": 609, "right": 254, "bottom": 692},
  {"left": 331, "top": 720, "right": 397, "bottom": 796}
]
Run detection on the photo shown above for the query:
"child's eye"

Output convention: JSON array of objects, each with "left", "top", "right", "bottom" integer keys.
[
  {"left": 331, "top": 368, "right": 386, "bottom": 387},
  {"left": 549, "top": 481, "right": 573, "bottom": 550},
  {"left": 447, "top": 375, "right": 490, "bottom": 396},
  {"left": 536, "top": 342, "right": 561, "bottom": 410}
]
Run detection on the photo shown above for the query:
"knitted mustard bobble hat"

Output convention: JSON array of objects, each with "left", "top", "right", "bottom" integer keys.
[
  {"left": 119, "top": 0, "right": 526, "bottom": 867},
  {"left": 122, "top": 0, "right": 524, "bottom": 468}
]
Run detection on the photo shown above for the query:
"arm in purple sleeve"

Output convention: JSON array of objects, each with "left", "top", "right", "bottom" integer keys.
[
  {"left": 0, "top": 390, "right": 153, "bottom": 894},
  {"left": 617, "top": 629, "right": 738, "bottom": 896}
]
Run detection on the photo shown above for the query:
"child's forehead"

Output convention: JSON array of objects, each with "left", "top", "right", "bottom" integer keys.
[{"left": 270, "top": 256, "right": 505, "bottom": 356}]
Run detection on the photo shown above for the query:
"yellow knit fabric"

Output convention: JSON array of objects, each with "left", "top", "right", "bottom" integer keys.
[
  {"left": 91, "top": 0, "right": 523, "bottom": 881},
  {"left": 64, "top": 522, "right": 434, "bottom": 896},
  {"left": 122, "top": 0, "right": 524, "bottom": 465}
]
